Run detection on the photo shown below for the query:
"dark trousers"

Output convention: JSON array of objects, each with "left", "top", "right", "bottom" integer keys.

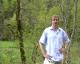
[{"left": 55, "top": 61, "right": 61, "bottom": 64}]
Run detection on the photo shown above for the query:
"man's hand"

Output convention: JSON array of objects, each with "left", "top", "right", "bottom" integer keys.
[
  {"left": 39, "top": 42, "right": 52, "bottom": 60},
  {"left": 44, "top": 53, "right": 52, "bottom": 60},
  {"left": 59, "top": 48, "right": 65, "bottom": 53}
]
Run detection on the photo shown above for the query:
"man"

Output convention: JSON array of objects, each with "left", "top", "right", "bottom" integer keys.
[{"left": 39, "top": 15, "right": 70, "bottom": 64}]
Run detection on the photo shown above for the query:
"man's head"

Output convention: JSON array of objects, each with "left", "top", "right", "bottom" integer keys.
[{"left": 51, "top": 15, "right": 59, "bottom": 29}]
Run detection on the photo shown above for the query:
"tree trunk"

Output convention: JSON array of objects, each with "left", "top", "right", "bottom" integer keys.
[
  {"left": 0, "top": 0, "right": 4, "bottom": 40},
  {"left": 68, "top": 0, "right": 78, "bottom": 64},
  {"left": 16, "top": 0, "right": 26, "bottom": 64}
]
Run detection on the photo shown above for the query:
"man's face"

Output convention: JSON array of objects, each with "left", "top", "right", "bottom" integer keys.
[{"left": 51, "top": 16, "right": 59, "bottom": 28}]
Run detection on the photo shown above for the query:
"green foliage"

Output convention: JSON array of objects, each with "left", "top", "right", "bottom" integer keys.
[
  {"left": 3, "top": 0, "right": 16, "bottom": 11},
  {"left": 3, "top": 0, "right": 16, "bottom": 19},
  {"left": 0, "top": 0, "right": 80, "bottom": 64},
  {"left": 3, "top": 14, "right": 17, "bottom": 40},
  {"left": 0, "top": 41, "right": 21, "bottom": 64}
]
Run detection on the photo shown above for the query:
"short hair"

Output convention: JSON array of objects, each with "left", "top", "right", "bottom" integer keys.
[{"left": 51, "top": 15, "right": 59, "bottom": 21}]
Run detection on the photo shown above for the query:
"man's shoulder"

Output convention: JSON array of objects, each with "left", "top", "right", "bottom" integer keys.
[
  {"left": 59, "top": 27, "right": 65, "bottom": 32},
  {"left": 43, "top": 27, "right": 51, "bottom": 33},
  {"left": 59, "top": 27, "right": 67, "bottom": 34}
]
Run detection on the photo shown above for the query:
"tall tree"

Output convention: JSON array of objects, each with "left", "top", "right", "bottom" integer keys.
[
  {"left": 0, "top": 0, "right": 4, "bottom": 40},
  {"left": 71, "top": 0, "right": 78, "bottom": 40},
  {"left": 16, "top": 0, "right": 26, "bottom": 64},
  {"left": 68, "top": 0, "right": 78, "bottom": 64}
]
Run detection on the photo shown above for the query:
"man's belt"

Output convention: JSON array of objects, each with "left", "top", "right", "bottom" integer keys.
[
  {"left": 48, "top": 59, "right": 61, "bottom": 64},
  {"left": 48, "top": 59, "right": 55, "bottom": 63}
]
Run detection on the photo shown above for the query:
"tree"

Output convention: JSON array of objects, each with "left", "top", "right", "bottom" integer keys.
[
  {"left": 16, "top": 0, "right": 26, "bottom": 64},
  {"left": 0, "top": 0, "right": 4, "bottom": 40}
]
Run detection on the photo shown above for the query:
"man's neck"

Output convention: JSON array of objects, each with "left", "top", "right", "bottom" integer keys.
[{"left": 51, "top": 26, "right": 58, "bottom": 31}]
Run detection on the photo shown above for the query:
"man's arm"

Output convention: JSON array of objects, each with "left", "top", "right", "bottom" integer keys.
[
  {"left": 39, "top": 42, "right": 46, "bottom": 57},
  {"left": 59, "top": 42, "right": 69, "bottom": 53},
  {"left": 39, "top": 42, "right": 51, "bottom": 59},
  {"left": 60, "top": 30, "right": 70, "bottom": 53}
]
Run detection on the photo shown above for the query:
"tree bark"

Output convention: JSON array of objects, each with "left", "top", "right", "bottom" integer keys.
[
  {"left": 0, "top": 0, "right": 4, "bottom": 40},
  {"left": 16, "top": 0, "right": 26, "bottom": 64}
]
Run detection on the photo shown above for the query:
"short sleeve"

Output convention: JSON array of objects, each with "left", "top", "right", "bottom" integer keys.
[
  {"left": 39, "top": 29, "right": 47, "bottom": 45},
  {"left": 63, "top": 31, "right": 70, "bottom": 44}
]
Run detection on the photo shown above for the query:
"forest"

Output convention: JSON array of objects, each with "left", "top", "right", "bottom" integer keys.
[{"left": 0, "top": 0, "right": 80, "bottom": 64}]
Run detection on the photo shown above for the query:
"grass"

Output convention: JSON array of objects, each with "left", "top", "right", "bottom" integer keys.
[
  {"left": 0, "top": 40, "right": 80, "bottom": 64},
  {"left": 0, "top": 41, "right": 21, "bottom": 64},
  {"left": 70, "top": 42, "right": 80, "bottom": 64},
  {"left": 0, "top": 40, "right": 18, "bottom": 47},
  {"left": 0, "top": 40, "right": 42, "bottom": 64}
]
